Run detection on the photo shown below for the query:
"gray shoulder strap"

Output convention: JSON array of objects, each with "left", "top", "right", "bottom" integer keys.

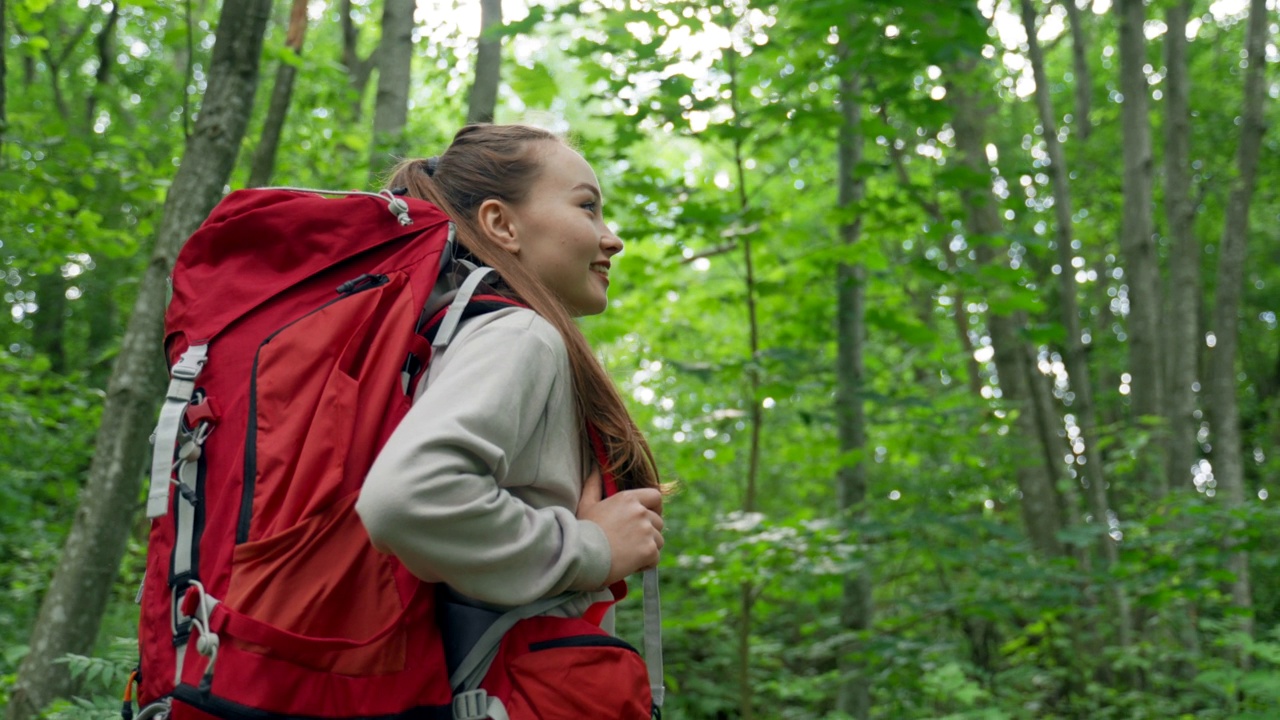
[{"left": 433, "top": 266, "right": 497, "bottom": 352}]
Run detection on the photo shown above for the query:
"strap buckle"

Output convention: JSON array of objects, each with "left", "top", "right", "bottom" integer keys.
[
  {"left": 170, "top": 581, "right": 193, "bottom": 642},
  {"left": 452, "top": 690, "right": 493, "bottom": 720},
  {"left": 170, "top": 345, "right": 209, "bottom": 382}
]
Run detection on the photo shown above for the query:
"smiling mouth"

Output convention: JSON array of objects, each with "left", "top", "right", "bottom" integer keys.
[{"left": 590, "top": 263, "right": 610, "bottom": 283}]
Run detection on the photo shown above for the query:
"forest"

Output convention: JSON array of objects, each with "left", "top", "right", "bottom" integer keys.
[{"left": 1, "top": 0, "right": 1278, "bottom": 717}]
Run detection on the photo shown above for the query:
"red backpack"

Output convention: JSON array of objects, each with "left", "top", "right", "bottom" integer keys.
[{"left": 133, "top": 189, "right": 663, "bottom": 720}]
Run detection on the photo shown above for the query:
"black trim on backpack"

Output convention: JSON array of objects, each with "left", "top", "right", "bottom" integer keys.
[
  {"left": 421, "top": 296, "right": 526, "bottom": 344},
  {"left": 240, "top": 351, "right": 261, "bottom": 545},
  {"left": 527, "top": 634, "right": 641, "bottom": 654},
  {"left": 171, "top": 686, "right": 453, "bottom": 720},
  {"left": 170, "top": 388, "right": 210, "bottom": 647}
]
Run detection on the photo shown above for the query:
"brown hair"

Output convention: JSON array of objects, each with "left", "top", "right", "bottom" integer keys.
[{"left": 386, "top": 124, "right": 660, "bottom": 492}]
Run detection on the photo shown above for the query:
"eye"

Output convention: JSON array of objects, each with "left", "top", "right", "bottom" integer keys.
[{"left": 581, "top": 201, "right": 598, "bottom": 213}]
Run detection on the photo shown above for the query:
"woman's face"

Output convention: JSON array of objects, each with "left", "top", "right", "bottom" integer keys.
[{"left": 503, "top": 142, "right": 623, "bottom": 317}]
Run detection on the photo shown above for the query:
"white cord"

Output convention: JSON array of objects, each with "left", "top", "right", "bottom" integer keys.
[{"left": 262, "top": 186, "right": 413, "bottom": 226}]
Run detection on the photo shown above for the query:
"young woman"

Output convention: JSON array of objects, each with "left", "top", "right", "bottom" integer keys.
[{"left": 355, "top": 124, "right": 664, "bottom": 628}]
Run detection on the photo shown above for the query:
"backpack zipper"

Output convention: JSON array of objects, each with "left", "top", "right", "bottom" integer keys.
[
  {"left": 527, "top": 635, "right": 640, "bottom": 654},
  {"left": 238, "top": 274, "right": 390, "bottom": 544}
]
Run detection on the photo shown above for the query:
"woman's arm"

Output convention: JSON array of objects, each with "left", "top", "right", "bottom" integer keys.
[{"left": 356, "top": 313, "right": 611, "bottom": 606}]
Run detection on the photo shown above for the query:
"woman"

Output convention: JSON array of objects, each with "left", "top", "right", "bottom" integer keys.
[{"left": 355, "top": 124, "right": 664, "bottom": 704}]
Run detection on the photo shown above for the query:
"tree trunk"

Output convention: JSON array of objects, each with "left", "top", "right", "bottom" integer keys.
[
  {"left": 467, "top": 0, "right": 502, "bottom": 124},
  {"left": 249, "top": 0, "right": 308, "bottom": 187},
  {"left": 32, "top": 272, "right": 68, "bottom": 374},
  {"left": 4, "top": 0, "right": 272, "bottom": 716},
  {"left": 341, "top": 0, "right": 378, "bottom": 105},
  {"left": 1, "top": 0, "right": 8, "bottom": 151},
  {"left": 949, "top": 72, "right": 1066, "bottom": 559},
  {"left": 1162, "top": 0, "right": 1199, "bottom": 494},
  {"left": 1115, "top": 0, "right": 1165, "bottom": 496},
  {"left": 722, "top": 46, "right": 763, "bottom": 720},
  {"left": 85, "top": 0, "right": 120, "bottom": 127},
  {"left": 368, "top": 0, "right": 414, "bottom": 176},
  {"left": 1061, "top": 0, "right": 1092, "bottom": 140},
  {"left": 1019, "top": 0, "right": 1130, "bottom": 644},
  {"left": 1160, "top": 4, "right": 1205, "bottom": 673},
  {"left": 875, "top": 102, "right": 982, "bottom": 396},
  {"left": 834, "top": 58, "right": 871, "bottom": 720},
  {"left": 1209, "top": 0, "right": 1269, "bottom": 643},
  {"left": 83, "top": 256, "right": 121, "bottom": 385}
]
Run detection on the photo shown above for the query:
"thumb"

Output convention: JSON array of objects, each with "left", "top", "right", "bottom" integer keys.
[{"left": 577, "top": 465, "right": 603, "bottom": 518}]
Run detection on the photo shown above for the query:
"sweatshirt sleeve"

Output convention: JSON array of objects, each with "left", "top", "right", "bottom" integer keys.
[{"left": 355, "top": 315, "right": 612, "bottom": 606}]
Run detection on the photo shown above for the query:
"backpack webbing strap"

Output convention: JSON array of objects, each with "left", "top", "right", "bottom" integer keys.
[
  {"left": 449, "top": 592, "right": 579, "bottom": 695},
  {"left": 148, "top": 344, "right": 208, "bottom": 518},
  {"left": 171, "top": 445, "right": 202, "bottom": 683},
  {"left": 587, "top": 424, "right": 665, "bottom": 710},
  {"left": 642, "top": 568, "right": 665, "bottom": 710},
  {"left": 432, "top": 267, "right": 496, "bottom": 352}
]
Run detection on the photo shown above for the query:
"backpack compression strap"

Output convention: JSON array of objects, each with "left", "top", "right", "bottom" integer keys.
[
  {"left": 148, "top": 345, "right": 209, "bottom": 518},
  {"left": 586, "top": 424, "right": 666, "bottom": 712}
]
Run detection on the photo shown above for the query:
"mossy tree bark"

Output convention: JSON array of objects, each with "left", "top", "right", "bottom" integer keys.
[{"left": 5, "top": 0, "right": 273, "bottom": 716}]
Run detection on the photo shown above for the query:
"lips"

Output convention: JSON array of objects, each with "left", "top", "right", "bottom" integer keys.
[{"left": 590, "top": 262, "right": 610, "bottom": 282}]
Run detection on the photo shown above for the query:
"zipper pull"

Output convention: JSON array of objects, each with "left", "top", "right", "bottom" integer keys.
[{"left": 336, "top": 273, "right": 389, "bottom": 295}]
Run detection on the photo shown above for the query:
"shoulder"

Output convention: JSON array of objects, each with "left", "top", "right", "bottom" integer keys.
[{"left": 447, "top": 306, "right": 568, "bottom": 363}]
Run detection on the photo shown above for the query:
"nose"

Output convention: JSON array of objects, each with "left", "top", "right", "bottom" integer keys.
[{"left": 601, "top": 225, "right": 623, "bottom": 257}]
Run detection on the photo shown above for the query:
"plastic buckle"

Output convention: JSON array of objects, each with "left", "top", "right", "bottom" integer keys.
[
  {"left": 171, "top": 365, "right": 201, "bottom": 381},
  {"left": 171, "top": 346, "right": 208, "bottom": 381},
  {"left": 452, "top": 690, "right": 491, "bottom": 720},
  {"left": 170, "top": 582, "right": 192, "bottom": 639}
]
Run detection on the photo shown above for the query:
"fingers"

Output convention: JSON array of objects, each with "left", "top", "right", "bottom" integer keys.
[
  {"left": 648, "top": 509, "right": 664, "bottom": 533},
  {"left": 627, "top": 487, "right": 663, "bottom": 515},
  {"left": 581, "top": 487, "right": 666, "bottom": 584},
  {"left": 576, "top": 467, "right": 603, "bottom": 517}
]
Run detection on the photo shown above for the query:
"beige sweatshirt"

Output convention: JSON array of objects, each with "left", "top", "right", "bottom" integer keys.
[{"left": 356, "top": 307, "right": 612, "bottom": 610}]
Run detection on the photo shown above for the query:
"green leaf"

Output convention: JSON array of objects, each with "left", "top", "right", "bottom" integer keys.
[{"left": 509, "top": 62, "right": 558, "bottom": 109}]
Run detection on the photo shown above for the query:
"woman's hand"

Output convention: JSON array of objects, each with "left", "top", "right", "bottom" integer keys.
[{"left": 577, "top": 467, "right": 664, "bottom": 586}]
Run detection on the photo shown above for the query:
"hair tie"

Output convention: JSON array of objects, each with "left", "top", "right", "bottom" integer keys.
[{"left": 423, "top": 157, "right": 439, "bottom": 177}]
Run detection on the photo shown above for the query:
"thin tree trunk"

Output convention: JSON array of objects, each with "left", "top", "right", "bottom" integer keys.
[
  {"left": 249, "top": 0, "right": 308, "bottom": 187},
  {"left": 5, "top": 0, "right": 272, "bottom": 716},
  {"left": 1161, "top": 15, "right": 1208, "bottom": 679},
  {"left": 1, "top": 0, "right": 8, "bottom": 154},
  {"left": 341, "top": 0, "right": 378, "bottom": 104},
  {"left": 737, "top": 139, "right": 763, "bottom": 720},
  {"left": 950, "top": 72, "right": 1066, "bottom": 559},
  {"left": 1019, "top": 0, "right": 1130, "bottom": 647},
  {"left": 1061, "top": 0, "right": 1092, "bottom": 140},
  {"left": 875, "top": 103, "right": 982, "bottom": 395},
  {"left": 467, "top": 0, "right": 502, "bottom": 124},
  {"left": 1115, "top": 0, "right": 1165, "bottom": 497},
  {"left": 834, "top": 55, "right": 871, "bottom": 720},
  {"left": 32, "top": 272, "right": 68, "bottom": 374},
  {"left": 1162, "top": 0, "right": 1199, "bottom": 494},
  {"left": 369, "top": 0, "right": 414, "bottom": 176},
  {"left": 1209, "top": 0, "right": 1269, "bottom": 644},
  {"left": 83, "top": 256, "right": 120, "bottom": 384},
  {"left": 85, "top": 0, "right": 120, "bottom": 126},
  {"left": 724, "top": 45, "right": 763, "bottom": 720}
]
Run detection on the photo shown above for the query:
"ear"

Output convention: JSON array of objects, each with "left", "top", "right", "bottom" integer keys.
[{"left": 476, "top": 198, "right": 520, "bottom": 255}]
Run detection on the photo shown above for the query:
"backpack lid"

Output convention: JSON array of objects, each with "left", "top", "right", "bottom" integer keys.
[{"left": 167, "top": 189, "right": 449, "bottom": 344}]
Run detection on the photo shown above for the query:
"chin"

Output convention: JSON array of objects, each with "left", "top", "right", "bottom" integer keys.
[{"left": 573, "top": 298, "right": 609, "bottom": 317}]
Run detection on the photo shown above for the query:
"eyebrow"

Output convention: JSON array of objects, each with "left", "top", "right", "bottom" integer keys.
[{"left": 574, "top": 183, "right": 603, "bottom": 202}]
